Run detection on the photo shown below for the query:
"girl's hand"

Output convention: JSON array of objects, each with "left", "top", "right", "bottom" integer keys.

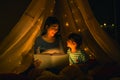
[{"left": 67, "top": 40, "right": 77, "bottom": 49}]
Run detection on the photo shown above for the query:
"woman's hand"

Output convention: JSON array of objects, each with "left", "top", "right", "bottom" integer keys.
[{"left": 33, "top": 59, "right": 41, "bottom": 68}]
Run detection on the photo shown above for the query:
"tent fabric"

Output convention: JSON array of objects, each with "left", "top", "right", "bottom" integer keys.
[{"left": 0, "top": 0, "right": 120, "bottom": 74}]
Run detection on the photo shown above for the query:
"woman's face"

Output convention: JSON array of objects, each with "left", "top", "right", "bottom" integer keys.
[{"left": 47, "top": 24, "right": 59, "bottom": 37}]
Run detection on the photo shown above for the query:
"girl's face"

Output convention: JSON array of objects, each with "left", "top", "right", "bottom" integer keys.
[
  {"left": 67, "top": 39, "right": 77, "bottom": 49},
  {"left": 47, "top": 24, "right": 59, "bottom": 37}
]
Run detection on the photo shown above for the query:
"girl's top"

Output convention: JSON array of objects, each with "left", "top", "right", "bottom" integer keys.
[{"left": 67, "top": 48, "right": 89, "bottom": 65}]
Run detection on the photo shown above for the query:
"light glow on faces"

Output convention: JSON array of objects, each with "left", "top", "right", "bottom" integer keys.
[
  {"left": 67, "top": 39, "right": 77, "bottom": 48},
  {"left": 47, "top": 24, "right": 59, "bottom": 37}
]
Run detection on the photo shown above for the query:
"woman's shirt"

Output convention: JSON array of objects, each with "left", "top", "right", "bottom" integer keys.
[
  {"left": 67, "top": 48, "right": 89, "bottom": 65},
  {"left": 34, "top": 36, "right": 60, "bottom": 54}
]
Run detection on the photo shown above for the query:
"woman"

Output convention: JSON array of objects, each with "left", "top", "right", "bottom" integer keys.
[
  {"left": 21, "top": 17, "right": 65, "bottom": 77},
  {"left": 34, "top": 16, "right": 64, "bottom": 54}
]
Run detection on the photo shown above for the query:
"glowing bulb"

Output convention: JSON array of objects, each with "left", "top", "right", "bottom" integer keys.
[
  {"left": 84, "top": 47, "right": 88, "bottom": 51},
  {"left": 75, "top": 19, "right": 78, "bottom": 23},
  {"left": 100, "top": 25, "right": 103, "bottom": 27},
  {"left": 65, "top": 22, "right": 69, "bottom": 27},
  {"left": 50, "top": 10, "right": 53, "bottom": 13},
  {"left": 112, "top": 24, "right": 115, "bottom": 26},
  {"left": 70, "top": 0, "right": 73, "bottom": 3},
  {"left": 78, "top": 29, "right": 81, "bottom": 32},
  {"left": 103, "top": 23, "right": 107, "bottom": 26},
  {"left": 64, "top": 14, "right": 67, "bottom": 17}
]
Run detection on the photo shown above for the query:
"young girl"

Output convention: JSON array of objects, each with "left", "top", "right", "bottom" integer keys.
[{"left": 67, "top": 33, "right": 89, "bottom": 65}]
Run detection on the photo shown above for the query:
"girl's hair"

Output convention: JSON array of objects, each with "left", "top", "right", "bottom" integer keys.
[
  {"left": 41, "top": 16, "right": 61, "bottom": 37},
  {"left": 68, "top": 33, "right": 82, "bottom": 48}
]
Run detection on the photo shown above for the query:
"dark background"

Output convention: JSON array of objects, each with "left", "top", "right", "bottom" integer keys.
[
  {"left": 88, "top": 0, "right": 114, "bottom": 24},
  {"left": 0, "top": 0, "right": 31, "bottom": 42},
  {"left": 0, "top": 0, "right": 119, "bottom": 42}
]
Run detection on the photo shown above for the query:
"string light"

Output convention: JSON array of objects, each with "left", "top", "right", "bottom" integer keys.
[
  {"left": 111, "top": 24, "right": 115, "bottom": 27},
  {"left": 65, "top": 22, "right": 69, "bottom": 27},
  {"left": 100, "top": 25, "right": 103, "bottom": 27},
  {"left": 75, "top": 19, "right": 78, "bottom": 23},
  {"left": 103, "top": 23, "right": 107, "bottom": 26},
  {"left": 78, "top": 29, "right": 81, "bottom": 32},
  {"left": 64, "top": 14, "right": 67, "bottom": 17},
  {"left": 70, "top": 0, "right": 73, "bottom": 3},
  {"left": 84, "top": 47, "right": 89, "bottom": 51},
  {"left": 50, "top": 10, "right": 53, "bottom": 13}
]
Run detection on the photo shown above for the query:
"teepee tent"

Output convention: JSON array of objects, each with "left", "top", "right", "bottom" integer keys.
[{"left": 0, "top": 0, "right": 120, "bottom": 74}]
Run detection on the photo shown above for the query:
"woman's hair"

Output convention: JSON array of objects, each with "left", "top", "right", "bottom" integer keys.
[
  {"left": 41, "top": 16, "right": 61, "bottom": 37},
  {"left": 68, "top": 33, "right": 82, "bottom": 48}
]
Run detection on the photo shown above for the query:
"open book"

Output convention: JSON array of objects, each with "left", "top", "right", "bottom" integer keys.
[{"left": 34, "top": 53, "right": 69, "bottom": 69}]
